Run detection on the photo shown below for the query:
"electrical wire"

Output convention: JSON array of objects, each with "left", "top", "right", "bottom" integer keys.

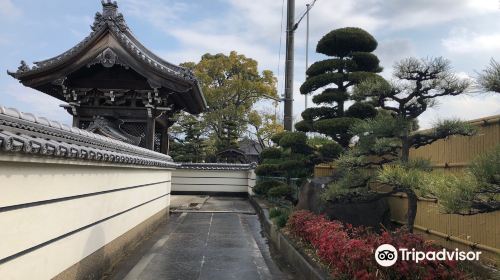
[{"left": 293, "top": 0, "right": 318, "bottom": 31}]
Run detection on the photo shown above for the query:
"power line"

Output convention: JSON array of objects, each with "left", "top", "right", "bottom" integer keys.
[{"left": 293, "top": 0, "right": 318, "bottom": 31}]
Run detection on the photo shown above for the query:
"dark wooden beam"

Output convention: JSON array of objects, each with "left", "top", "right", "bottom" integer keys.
[{"left": 145, "top": 109, "right": 155, "bottom": 150}]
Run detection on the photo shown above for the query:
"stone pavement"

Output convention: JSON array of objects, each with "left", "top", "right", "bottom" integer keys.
[{"left": 108, "top": 196, "right": 295, "bottom": 280}]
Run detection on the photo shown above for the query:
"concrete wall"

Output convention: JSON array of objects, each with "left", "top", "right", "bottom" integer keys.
[
  {"left": 171, "top": 168, "right": 254, "bottom": 194},
  {"left": 0, "top": 154, "right": 172, "bottom": 280}
]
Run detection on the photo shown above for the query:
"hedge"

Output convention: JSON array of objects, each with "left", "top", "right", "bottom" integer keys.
[
  {"left": 345, "top": 102, "right": 378, "bottom": 119},
  {"left": 254, "top": 180, "right": 284, "bottom": 196},
  {"left": 312, "top": 89, "right": 349, "bottom": 104},
  {"left": 260, "top": 147, "right": 282, "bottom": 160}
]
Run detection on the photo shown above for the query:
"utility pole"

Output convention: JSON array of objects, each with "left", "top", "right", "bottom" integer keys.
[
  {"left": 284, "top": 0, "right": 295, "bottom": 131},
  {"left": 305, "top": 3, "right": 310, "bottom": 110}
]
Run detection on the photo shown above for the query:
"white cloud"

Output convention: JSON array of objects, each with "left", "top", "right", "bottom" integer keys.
[
  {"left": 379, "top": 0, "right": 497, "bottom": 30},
  {"left": 442, "top": 28, "right": 500, "bottom": 54},
  {"left": 375, "top": 39, "right": 416, "bottom": 77},
  {"left": 0, "top": 0, "right": 21, "bottom": 18}
]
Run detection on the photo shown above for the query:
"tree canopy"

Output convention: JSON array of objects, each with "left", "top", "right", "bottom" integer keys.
[
  {"left": 248, "top": 110, "right": 284, "bottom": 148},
  {"left": 170, "top": 51, "right": 279, "bottom": 162},
  {"left": 182, "top": 51, "right": 278, "bottom": 154}
]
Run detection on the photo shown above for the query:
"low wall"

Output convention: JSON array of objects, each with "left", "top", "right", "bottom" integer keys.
[
  {"left": 249, "top": 196, "right": 329, "bottom": 280},
  {"left": 172, "top": 163, "right": 256, "bottom": 195},
  {"left": 0, "top": 106, "right": 176, "bottom": 279}
]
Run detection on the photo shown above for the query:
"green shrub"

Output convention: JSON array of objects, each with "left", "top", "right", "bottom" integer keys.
[
  {"left": 294, "top": 120, "right": 313, "bottom": 132},
  {"left": 255, "top": 164, "right": 281, "bottom": 176},
  {"left": 279, "top": 132, "right": 307, "bottom": 149},
  {"left": 345, "top": 102, "right": 377, "bottom": 119},
  {"left": 351, "top": 52, "right": 381, "bottom": 72},
  {"left": 268, "top": 185, "right": 292, "bottom": 198},
  {"left": 307, "top": 136, "right": 335, "bottom": 147},
  {"left": 316, "top": 27, "right": 378, "bottom": 57},
  {"left": 313, "top": 117, "right": 360, "bottom": 139},
  {"left": 254, "top": 180, "right": 284, "bottom": 196},
  {"left": 279, "top": 132, "right": 314, "bottom": 154},
  {"left": 300, "top": 72, "right": 345, "bottom": 94},
  {"left": 301, "top": 107, "right": 338, "bottom": 121},
  {"left": 469, "top": 144, "right": 500, "bottom": 190},
  {"left": 269, "top": 207, "right": 290, "bottom": 228},
  {"left": 275, "top": 214, "right": 289, "bottom": 228},
  {"left": 270, "top": 132, "right": 286, "bottom": 145},
  {"left": 319, "top": 142, "right": 343, "bottom": 160},
  {"left": 260, "top": 147, "right": 281, "bottom": 160},
  {"left": 279, "top": 159, "right": 305, "bottom": 171},
  {"left": 269, "top": 207, "right": 283, "bottom": 218},
  {"left": 312, "top": 89, "right": 349, "bottom": 104},
  {"left": 423, "top": 145, "right": 499, "bottom": 213},
  {"left": 423, "top": 173, "right": 477, "bottom": 213}
]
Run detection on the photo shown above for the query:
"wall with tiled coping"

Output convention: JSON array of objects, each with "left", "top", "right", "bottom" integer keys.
[
  {"left": 172, "top": 163, "right": 257, "bottom": 195},
  {"left": 0, "top": 106, "right": 175, "bottom": 280}
]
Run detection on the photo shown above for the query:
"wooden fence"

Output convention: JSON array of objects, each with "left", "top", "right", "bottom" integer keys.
[
  {"left": 388, "top": 196, "right": 499, "bottom": 265},
  {"left": 313, "top": 114, "right": 500, "bottom": 265},
  {"left": 409, "top": 114, "right": 500, "bottom": 173}
]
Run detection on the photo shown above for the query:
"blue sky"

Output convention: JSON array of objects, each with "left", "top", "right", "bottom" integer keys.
[{"left": 0, "top": 0, "right": 499, "bottom": 128}]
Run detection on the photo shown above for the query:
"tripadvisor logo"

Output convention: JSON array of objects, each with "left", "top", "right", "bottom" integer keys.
[
  {"left": 375, "top": 244, "right": 398, "bottom": 267},
  {"left": 374, "top": 244, "right": 481, "bottom": 267}
]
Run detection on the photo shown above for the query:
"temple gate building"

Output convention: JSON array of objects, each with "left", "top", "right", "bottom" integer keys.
[{"left": 8, "top": 0, "right": 207, "bottom": 154}]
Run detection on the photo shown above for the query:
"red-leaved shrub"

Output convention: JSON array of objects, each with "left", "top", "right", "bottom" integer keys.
[{"left": 287, "top": 210, "right": 465, "bottom": 280}]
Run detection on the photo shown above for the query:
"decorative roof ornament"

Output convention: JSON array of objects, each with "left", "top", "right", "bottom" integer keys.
[
  {"left": 92, "top": 0, "right": 128, "bottom": 32},
  {"left": 17, "top": 60, "right": 31, "bottom": 72},
  {"left": 87, "top": 48, "right": 129, "bottom": 69},
  {"left": 86, "top": 116, "right": 141, "bottom": 145}
]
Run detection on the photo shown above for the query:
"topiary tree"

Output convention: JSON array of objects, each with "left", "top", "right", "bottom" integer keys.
[
  {"left": 296, "top": 27, "right": 382, "bottom": 148},
  {"left": 256, "top": 131, "right": 324, "bottom": 202}
]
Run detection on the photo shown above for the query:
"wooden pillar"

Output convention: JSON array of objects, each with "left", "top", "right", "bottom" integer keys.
[{"left": 145, "top": 108, "right": 155, "bottom": 150}]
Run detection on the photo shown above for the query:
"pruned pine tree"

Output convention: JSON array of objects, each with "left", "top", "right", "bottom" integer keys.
[
  {"left": 326, "top": 57, "right": 476, "bottom": 233},
  {"left": 296, "top": 27, "right": 382, "bottom": 148}
]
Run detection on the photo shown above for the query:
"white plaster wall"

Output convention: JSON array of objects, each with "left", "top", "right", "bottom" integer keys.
[
  {"left": 171, "top": 169, "right": 251, "bottom": 193},
  {"left": 0, "top": 155, "right": 172, "bottom": 280},
  {"left": 248, "top": 169, "right": 256, "bottom": 195}
]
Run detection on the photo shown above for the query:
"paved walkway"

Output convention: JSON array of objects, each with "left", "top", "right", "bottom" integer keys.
[{"left": 108, "top": 196, "right": 295, "bottom": 280}]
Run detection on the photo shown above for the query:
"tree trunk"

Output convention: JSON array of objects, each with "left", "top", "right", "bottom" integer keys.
[
  {"left": 404, "top": 189, "right": 418, "bottom": 233},
  {"left": 401, "top": 131, "right": 410, "bottom": 163}
]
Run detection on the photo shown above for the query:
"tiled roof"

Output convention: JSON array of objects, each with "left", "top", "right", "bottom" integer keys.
[
  {"left": 0, "top": 105, "right": 178, "bottom": 168},
  {"left": 177, "top": 162, "right": 257, "bottom": 171}
]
